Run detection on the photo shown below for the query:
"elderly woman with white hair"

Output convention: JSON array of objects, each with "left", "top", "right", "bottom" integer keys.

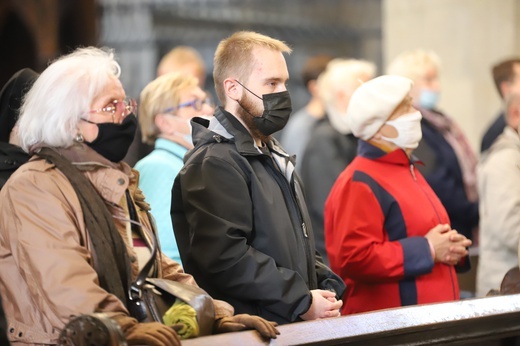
[
  {"left": 324, "top": 75, "right": 472, "bottom": 315},
  {"left": 0, "top": 47, "right": 278, "bottom": 346}
]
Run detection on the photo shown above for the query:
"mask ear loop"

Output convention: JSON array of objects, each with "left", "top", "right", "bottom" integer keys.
[{"left": 235, "top": 80, "right": 263, "bottom": 100}]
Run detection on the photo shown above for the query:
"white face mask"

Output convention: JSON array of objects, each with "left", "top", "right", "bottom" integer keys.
[
  {"left": 179, "top": 119, "right": 193, "bottom": 146},
  {"left": 381, "top": 111, "right": 422, "bottom": 149},
  {"left": 165, "top": 114, "right": 193, "bottom": 146}
]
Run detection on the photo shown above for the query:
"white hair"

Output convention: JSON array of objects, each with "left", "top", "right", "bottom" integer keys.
[
  {"left": 18, "top": 47, "right": 121, "bottom": 152},
  {"left": 317, "top": 58, "right": 376, "bottom": 134},
  {"left": 386, "top": 49, "right": 441, "bottom": 81}
]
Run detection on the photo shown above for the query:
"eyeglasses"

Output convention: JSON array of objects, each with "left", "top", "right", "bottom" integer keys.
[
  {"left": 89, "top": 98, "right": 137, "bottom": 122},
  {"left": 162, "top": 97, "right": 213, "bottom": 114}
]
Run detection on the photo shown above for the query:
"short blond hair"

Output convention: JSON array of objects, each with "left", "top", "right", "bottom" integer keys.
[
  {"left": 139, "top": 72, "right": 198, "bottom": 145},
  {"left": 157, "top": 46, "right": 206, "bottom": 78},
  {"left": 386, "top": 49, "right": 441, "bottom": 81},
  {"left": 213, "top": 31, "right": 292, "bottom": 106}
]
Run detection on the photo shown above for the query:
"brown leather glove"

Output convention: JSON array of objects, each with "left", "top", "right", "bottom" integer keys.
[
  {"left": 113, "top": 315, "right": 181, "bottom": 346},
  {"left": 213, "top": 314, "right": 279, "bottom": 339}
]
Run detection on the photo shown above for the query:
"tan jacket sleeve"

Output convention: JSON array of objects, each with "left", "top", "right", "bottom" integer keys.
[{"left": 0, "top": 167, "right": 128, "bottom": 330}]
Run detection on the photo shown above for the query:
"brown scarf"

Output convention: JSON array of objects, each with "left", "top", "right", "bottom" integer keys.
[
  {"left": 37, "top": 147, "right": 130, "bottom": 305},
  {"left": 419, "top": 107, "right": 478, "bottom": 202}
]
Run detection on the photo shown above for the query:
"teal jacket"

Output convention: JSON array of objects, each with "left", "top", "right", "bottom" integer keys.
[{"left": 135, "top": 138, "right": 186, "bottom": 264}]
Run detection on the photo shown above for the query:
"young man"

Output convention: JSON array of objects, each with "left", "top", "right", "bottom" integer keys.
[
  {"left": 481, "top": 58, "right": 520, "bottom": 153},
  {"left": 477, "top": 92, "right": 520, "bottom": 297},
  {"left": 171, "top": 31, "right": 345, "bottom": 325}
]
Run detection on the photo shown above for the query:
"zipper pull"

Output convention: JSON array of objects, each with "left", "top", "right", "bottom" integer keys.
[
  {"left": 409, "top": 164, "right": 417, "bottom": 181},
  {"left": 302, "top": 222, "right": 309, "bottom": 238}
]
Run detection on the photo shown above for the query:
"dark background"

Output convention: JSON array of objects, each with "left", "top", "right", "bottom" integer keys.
[{"left": 0, "top": 0, "right": 382, "bottom": 111}]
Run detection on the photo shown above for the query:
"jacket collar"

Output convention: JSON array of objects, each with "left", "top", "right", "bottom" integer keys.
[
  {"left": 358, "top": 140, "right": 420, "bottom": 166},
  {"left": 500, "top": 126, "right": 520, "bottom": 144},
  {"left": 34, "top": 143, "right": 134, "bottom": 205},
  {"left": 191, "top": 107, "right": 292, "bottom": 158},
  {"left": 38, "top": 142, "right": 118, "bottom": 168},
  {"left": 52, "top": 142, "right": 133, "bottom": 177},
  {"left": 485, "top": 126, "right": 520, "bottom": 155},
  {"left": 154, "top": 138, "right": 187, "bottom": 156}
]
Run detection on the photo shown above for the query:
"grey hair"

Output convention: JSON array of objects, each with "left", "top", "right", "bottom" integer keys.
[
  {"left": 18, "top": 47, "right": 121, "bottom": 152},
  {"left": 386, "top": 49, "right": 441, "bottom": 81},
  {"left": 318, "top": 58, "right": 377, "bottom": 107},
  {"left": 317, "top": 58, "right": 376, "bottom": 134}
]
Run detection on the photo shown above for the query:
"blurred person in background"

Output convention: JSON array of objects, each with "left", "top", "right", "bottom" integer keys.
[
  {"left": 157, "top": 46, "right": 207, "bottom": 87},
  {"left": 477, "top": 92, "right": 520, "bottom": 297},
  {"left": 325, "top": 75, "right": 472, "bottom": 315},
  {"left": 135, "top": 72, "right": 214, "bottom": 264},
  {"left": 124, "top": 46, "right": 208, "bottom": 166},
  {"left": 387, "top": 49, "right": 478, "bottom": 241},
  {"left": 279, "top": 54, "right": 333, "bottom": 170},
  {"left": 480, "top": 58, "right": 520, "bottom": 153},
  {"left": 0, "top": 68, "right": 38, "bottom": 189},
  {"left": 300, "top": 58, "right": 376, "bottom": 265}
]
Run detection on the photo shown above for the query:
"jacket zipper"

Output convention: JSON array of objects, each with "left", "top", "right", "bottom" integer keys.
[
  {"left": 292, "top": 178, "right": 317, "bottom": 289},
  {"left": 264, "top": 157, "right": 316, "bottom": 289},
  {"left": 409, "top": 164, "right": 417, "bottom": 181},
  {"left": 302, "top": 222, "right": 308, "bottom": 237},
  {"left": 409, "top": 163, "right": 457, "bottom": 298}
]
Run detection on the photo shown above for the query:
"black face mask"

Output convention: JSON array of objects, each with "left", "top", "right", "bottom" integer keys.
[
  {"left": 84, "top": 114, "right": 137, "bottom": 162},
  {"left": 236, "top": 81, "right": 292, "bottom": 136}
]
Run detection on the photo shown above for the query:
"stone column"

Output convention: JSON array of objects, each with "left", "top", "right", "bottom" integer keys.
[{"left": 383, "top": 0, "right": 520, "bottom": 152}]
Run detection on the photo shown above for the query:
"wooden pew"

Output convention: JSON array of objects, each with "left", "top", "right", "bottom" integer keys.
[{"left": 183, "top": 294, "right": 520, "bottom": 345}]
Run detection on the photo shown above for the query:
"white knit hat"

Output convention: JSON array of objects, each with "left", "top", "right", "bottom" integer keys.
[{"left": 346, "top": 75, "right": 413, "bottom": 140}]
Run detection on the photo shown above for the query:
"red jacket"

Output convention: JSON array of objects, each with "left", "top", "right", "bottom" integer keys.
[{"left": 325, "top": 141, "right": 459, "bottom": 315}]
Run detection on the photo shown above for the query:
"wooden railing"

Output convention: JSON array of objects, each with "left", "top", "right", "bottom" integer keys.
[{"left": 183, "top": 294, "right": 520, "bottom": 345}]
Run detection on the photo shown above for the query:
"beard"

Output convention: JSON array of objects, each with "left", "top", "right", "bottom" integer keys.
[{"left": 236, "top": 92, "right": 271, "bottom": 144}]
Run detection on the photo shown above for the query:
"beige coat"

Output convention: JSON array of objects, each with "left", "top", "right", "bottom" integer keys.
[
  {"left": 0, "top": 144, "right": 231, "bottom": 345},
  {"left": 477, "top": 126, "right": 520, "bottom": 297}
]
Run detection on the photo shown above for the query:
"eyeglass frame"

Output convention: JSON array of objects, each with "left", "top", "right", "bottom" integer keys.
[
  {"left": 88, "top": 98, "right": 138, "bottom": 123},
  {"left": 161, "top": 97, "right": 213, "bottom": 115}
]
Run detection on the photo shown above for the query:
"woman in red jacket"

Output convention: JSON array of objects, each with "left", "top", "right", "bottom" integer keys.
[{"left": 325, "top": 75, "right": 472, "bottom": 315}]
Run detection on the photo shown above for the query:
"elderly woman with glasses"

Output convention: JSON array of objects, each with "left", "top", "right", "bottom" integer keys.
[
  {"left": 0, "top": 47, "right": 277, "bottom": 346},
  {"left": 135, "top": 72, "right": 213, "bottom": 265}
]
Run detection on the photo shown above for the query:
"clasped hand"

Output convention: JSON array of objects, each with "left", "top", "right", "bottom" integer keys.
[
  {"left": 425, "top": 224, "right": 472, "bottom": 265},
  {"left": 299, "top": 289, "right": 343, "bottom": 320}
]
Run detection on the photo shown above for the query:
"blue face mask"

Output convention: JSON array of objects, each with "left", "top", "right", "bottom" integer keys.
[
  {"left": 182, "top": 133, "right": 193, "bottom": 146},
  {"left": 419, "top": 90, "right": 440, "bottom": 110},
  {"left": 163, "top": 114, "right": 193, "bottom": 147}
]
